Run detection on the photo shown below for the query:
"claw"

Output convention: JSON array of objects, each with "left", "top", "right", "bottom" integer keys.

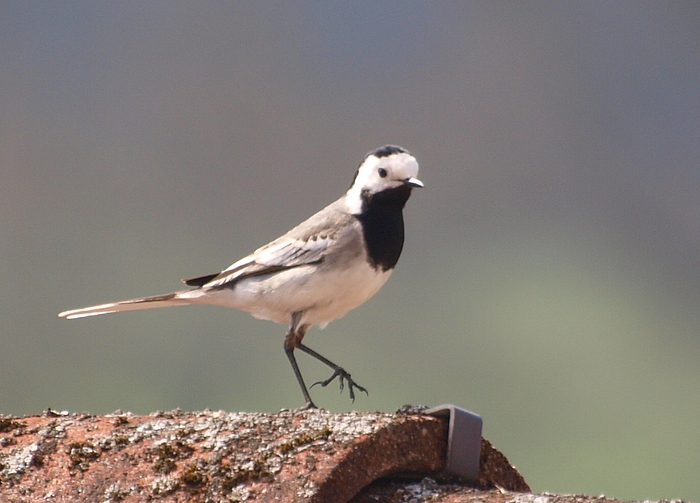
[
  {"left": 311, "top": 368, "right": 368, "bottom": 402},
  {"left": 296, "top": 400, "right": 318, "bottom": 411}
]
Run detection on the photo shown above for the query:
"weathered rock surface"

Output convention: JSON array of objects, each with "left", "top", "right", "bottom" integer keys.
[{"left": 0, "top": 408, "right": 525, "bottom": 502}]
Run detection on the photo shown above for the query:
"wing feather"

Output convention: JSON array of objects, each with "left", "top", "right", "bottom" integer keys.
[
  {"left": 186, "top": 201, "right": 354, "bottom": 290},
  {"left": 201, "top": 235, "right": 331, "bottom": 289},
  {"left": 255, "top": 236, "right": 330, "bottom": 266}
]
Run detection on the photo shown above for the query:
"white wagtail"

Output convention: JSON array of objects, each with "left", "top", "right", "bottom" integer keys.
[{"left": 59, "top": 145, "right": 423, "bottom": 409}]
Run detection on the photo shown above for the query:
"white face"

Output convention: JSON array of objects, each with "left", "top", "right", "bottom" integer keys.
[{"left": 345, "top": 150, "right": 422, "bottom": 214}]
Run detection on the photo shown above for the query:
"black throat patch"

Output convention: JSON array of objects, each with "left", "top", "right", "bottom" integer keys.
[{"left": 355, "top": 184, "right": 413, "bottom": 271}]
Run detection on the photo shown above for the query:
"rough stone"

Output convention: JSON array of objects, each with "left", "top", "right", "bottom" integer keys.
[{"left": 0, "top": 409, "right": 528, "bottom": 503}]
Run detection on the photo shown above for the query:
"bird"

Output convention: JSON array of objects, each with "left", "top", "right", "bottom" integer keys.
[{"left": 59, "top": 145, "right": 424, "bottom": 409}]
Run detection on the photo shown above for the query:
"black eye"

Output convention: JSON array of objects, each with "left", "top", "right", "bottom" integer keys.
[{"left": 378, "top": 168, "right": 387, "bottom": 178}]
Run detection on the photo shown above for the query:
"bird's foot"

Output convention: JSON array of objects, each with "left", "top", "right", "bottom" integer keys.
[
  {"left": 311, "top": 368, "right": 368, "bottom": 402},
  {"left": 296, "top": 400, "right": 318, "bottom": 411}
]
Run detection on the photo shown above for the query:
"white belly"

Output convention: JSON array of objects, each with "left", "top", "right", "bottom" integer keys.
[{"left": 187, "top": 261, "right": 393, "bottom": 328}]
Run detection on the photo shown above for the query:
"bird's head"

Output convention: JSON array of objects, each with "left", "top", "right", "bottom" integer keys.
[{"left": 345, "top": 145, "right": 423, "bottom": 214}]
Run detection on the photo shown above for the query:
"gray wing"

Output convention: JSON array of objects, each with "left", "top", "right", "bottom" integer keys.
[{"left": 185, "top": 201, "right": 355, "bottom": 289}]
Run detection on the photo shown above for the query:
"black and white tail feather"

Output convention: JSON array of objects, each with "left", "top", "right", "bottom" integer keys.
[{"left": 59, "top": 145, "right": 423, "bottom": 409}]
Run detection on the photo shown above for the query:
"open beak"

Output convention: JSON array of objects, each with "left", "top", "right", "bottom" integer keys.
[{"left": 404, "top": 177, "right": 424, "bottom": 188}]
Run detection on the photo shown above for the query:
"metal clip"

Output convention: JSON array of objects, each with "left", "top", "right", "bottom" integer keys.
[{"left": 425, "top": 404, "right": 482, "bottom": 482}]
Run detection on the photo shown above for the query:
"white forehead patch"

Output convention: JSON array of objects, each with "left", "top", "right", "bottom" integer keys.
[{"left": 345, "top": 151, "right": 420, "bottom": 214}]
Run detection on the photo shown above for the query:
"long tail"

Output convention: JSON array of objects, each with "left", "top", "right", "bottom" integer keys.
[{"left": 58, "top": 291, "right": 194, "bottom": 319}]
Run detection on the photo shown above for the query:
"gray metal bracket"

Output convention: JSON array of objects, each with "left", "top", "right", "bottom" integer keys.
[{"left": 425, "top": 404, "right": 482, "bottom": 482}]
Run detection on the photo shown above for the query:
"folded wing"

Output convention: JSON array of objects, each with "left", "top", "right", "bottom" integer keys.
[{"left": 184, "top": 234, "right": 332, "bottom": 290}]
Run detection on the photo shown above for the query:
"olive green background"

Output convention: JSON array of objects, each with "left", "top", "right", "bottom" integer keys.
[{"left": 2, "top": 3, "right": 699, "bottom": 501}]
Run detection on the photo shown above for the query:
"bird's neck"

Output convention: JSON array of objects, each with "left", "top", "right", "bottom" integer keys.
[{"left": 355, "top": 185, "right": 412, "bottom": 271}]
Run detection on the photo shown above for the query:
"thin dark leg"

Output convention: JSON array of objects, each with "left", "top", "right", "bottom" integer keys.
[
  {"left": 284, "top": 313, "right": 316, "bottom": 409},
  {"left": 296, "top": 342, "right": 368, "bottom": 402},
  {"left": 285, "top": 345, "right": 316, "bottom": 409}
]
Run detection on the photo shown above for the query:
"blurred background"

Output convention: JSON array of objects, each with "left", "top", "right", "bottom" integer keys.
[{"left": 2, "top": 2, "right": 699, "bottom": 500}]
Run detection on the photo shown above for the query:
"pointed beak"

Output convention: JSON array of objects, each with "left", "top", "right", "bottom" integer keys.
[{"left": 404, "top": 177, "right": 424, "bottom": 188}]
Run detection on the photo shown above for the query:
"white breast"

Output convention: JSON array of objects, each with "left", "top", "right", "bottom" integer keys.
[{"left": 186, "top": 260, "right": 393, "bottom": 328}]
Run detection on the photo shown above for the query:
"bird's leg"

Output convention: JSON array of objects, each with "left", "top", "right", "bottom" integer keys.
[
  {"left": 296, "top": 342, "right": 368, "bottom": 402},
  {"left": 284, "top": 313, "right": 316, "bottom": 409}
]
